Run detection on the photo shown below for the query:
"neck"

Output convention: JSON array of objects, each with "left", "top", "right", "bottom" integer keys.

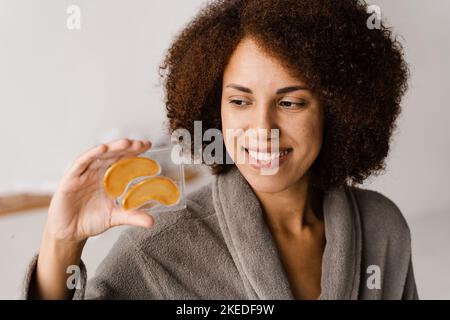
[{"left": 254, "top": 173, "right": 323, "bottom": 236}]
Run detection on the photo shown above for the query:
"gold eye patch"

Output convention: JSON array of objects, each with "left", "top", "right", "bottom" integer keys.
[
  {"left": 121, "top": 176, "right": 180, "bottom": 211},
  {"left": 102, "top": 157, "right": 181, "bottom": 211},
  {"left": 103, "top": 157, "right": 161, "bottom": 198}
]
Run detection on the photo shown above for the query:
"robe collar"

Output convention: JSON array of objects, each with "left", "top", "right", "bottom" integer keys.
[{"left": 212, "top": 165, "right": 361, "bottom": 299}]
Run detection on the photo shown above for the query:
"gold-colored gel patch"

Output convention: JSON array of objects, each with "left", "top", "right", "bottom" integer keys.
[
  {"left": 103, "top": 157, "right": 160, "bottom": 198},
  {"left": 121, "top": 176, "right": 180, "bottom": 211}
]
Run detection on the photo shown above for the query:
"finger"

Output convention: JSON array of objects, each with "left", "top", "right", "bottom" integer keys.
[
  {"left": 67, "top": 143, "right": 109, "bottom": 178},
  {"left": 84, "top": 140, "right": 152, "bottom": 174},
  {"left": 71, "top": 138, "right": 133, "bottom": 177},
  {"left": 109, "top": 209, "right": 155, "bottom": 229},
  {"left": 96, "top": 139, "right": 152, "bottom": 161},
  {"left": 69, "top": 139, "right": 152, "bottom": 178},
  {"left": 103, "top": 138, "right": 142, "bottom": 154}
]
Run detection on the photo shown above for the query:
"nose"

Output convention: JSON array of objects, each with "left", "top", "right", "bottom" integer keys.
[{"left": 250, "top": 102, "right": 279, "bottom": 142}]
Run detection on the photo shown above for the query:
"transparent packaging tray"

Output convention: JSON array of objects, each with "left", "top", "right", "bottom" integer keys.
[{"left": 99, "top": 146, "right": 186, "bottom": 214}]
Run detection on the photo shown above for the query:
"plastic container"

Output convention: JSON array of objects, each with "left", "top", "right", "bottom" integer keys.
[{"left": 98, "top": 146, "right": 186, "bottom": 214}]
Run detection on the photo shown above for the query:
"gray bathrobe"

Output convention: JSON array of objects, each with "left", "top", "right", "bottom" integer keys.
[{"left": 22, "top": 165, "right": 418, "bottom": 299}]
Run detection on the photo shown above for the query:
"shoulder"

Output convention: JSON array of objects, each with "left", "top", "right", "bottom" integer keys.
[
  {"left": 346, "top": 186, "right": 417, "bottom": 299},
  {"left": 348, "top": 186, "right": 412, "bottom": 245}
]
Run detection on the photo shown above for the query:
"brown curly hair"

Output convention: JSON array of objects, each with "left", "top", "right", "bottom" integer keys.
[{"left": 159, "top": 0, "right": 409, "bottom": 192}]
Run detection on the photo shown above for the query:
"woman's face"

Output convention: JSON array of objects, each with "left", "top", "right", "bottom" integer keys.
[{"left": 221, "top": 37, "right": 324, "bottom": 193}]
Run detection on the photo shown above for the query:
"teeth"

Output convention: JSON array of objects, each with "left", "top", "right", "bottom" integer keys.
[{"left": 247, "top": 150, "right": 289, "bottom": 161}]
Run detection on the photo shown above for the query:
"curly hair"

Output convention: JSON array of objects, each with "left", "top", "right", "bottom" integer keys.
[{"left": 159, "top": 0, "right": 409, "bottom": 192}]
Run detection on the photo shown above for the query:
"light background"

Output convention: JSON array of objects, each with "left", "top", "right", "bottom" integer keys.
[{"left": 0, "top": 0, "right": 449, "bottom": 299}]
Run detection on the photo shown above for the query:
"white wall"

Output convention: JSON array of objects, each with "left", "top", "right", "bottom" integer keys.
[
  {"left": 360, "top": 1, "right": 450, "bottom": 299},
  {"left": 0, "top": 0, "right": 449, "bottom": 299},
  {"left": 0, "top": 0, "right": 206, "bottom": 194},
  {"left": 362, "top": 0, "right": 450, "bottom": 220},
  {"left": 1, "top": 0, "right": 448, "bottom": 217}
]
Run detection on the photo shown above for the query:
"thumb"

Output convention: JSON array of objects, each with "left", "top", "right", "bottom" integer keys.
[{"left": 109, "top": 208, "right": 155, "bottom": 229}]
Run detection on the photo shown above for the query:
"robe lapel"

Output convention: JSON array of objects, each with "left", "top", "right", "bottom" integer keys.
[
  {"left": 212, "top": 165, "right": 361, "bottom": 300},
  {"left": 318, "top": 184, "right": 362, "bottom": 299}
]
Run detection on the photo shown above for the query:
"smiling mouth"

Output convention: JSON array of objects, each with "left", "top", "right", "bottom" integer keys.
[{"left": 241, "top": 146, "right": 293, "bottom": 163}]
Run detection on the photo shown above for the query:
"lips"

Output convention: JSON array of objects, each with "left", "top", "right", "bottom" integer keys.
[
  {"left": 241, "top": 146, "right": 293, "bottom": 169},
  {"left": 246, "top": 148, "right": 291, "bottom": 161},
  {"left": 242, "top": 147, "right": 292, "bottom": 153},
  {"left": 243, "top": 146, "right": 292, "bottom": 159}
]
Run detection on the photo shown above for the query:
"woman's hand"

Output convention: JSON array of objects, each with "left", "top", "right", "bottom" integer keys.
[
  {"left": 31, "top": 138, "right": 155, "bottom": 300},
  {"left": 45, "top": 138, "right": 155, "bottom": 244}
]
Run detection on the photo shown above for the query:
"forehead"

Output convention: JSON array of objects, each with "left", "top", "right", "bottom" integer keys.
[{"left": 223, "top": 37, "right": 303, "bottom": 86}]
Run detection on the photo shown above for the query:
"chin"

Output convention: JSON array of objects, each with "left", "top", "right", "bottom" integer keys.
[{"left": 236, "top": 163, "right": 301, "bottom": 194}]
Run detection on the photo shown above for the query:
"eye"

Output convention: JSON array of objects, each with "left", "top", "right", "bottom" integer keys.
[
  {"left": 279, "top": 100, "right": 308, "bottom": 109},
  {"left": 229, "top": 99, "right": 251, "bottom": 107}
]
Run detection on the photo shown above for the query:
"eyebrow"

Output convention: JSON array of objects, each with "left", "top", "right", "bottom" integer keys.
[{"left": 225, "top": 84, "right": 308, "bottom": 94}]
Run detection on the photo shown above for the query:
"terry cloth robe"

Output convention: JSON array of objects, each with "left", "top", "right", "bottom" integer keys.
[{"left": 22, "top": 165, "right": 418, "bottom": 300}]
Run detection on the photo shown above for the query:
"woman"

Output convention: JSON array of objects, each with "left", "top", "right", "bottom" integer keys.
[{"left": 23, "top": 0, "right": 417, "bottom": 299}]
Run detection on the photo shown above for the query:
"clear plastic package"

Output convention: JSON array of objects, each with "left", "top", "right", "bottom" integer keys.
[{"left": 98, "top": 146, "right": 186, "bottom": 214}]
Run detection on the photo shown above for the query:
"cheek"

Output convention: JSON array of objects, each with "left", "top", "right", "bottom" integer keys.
[
  {"left": 221, "top": 104, "right": 247, "bottom": 138},
  {"left": 221, "top": 104, "right": 240, "bottom": 158},
  {"left": 221, "top": 105, "right": 230, "bottom": 142},
  {"left": 287, "top": 114, "right": 324, "bottom": 158},
  {"left": 221, "top": 104, "right": 242, "bottom": 129},
  {"left": 304, "top": 119, "right": 324, "bottom": 146},
  {"left": 220, "top": 104, "right": 228, "bottom": 129}
]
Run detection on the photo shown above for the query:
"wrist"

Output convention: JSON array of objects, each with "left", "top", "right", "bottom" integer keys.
[
  {"left": 33, "top": 229, "right": 86, "bottom": 300},
  {"left": 42, "top": 227, "right": 86, "bottom": 257}
]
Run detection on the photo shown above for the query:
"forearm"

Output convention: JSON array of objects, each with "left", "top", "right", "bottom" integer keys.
[{"left": 29, "top": 228, "right": 86, "bottom": 300}]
